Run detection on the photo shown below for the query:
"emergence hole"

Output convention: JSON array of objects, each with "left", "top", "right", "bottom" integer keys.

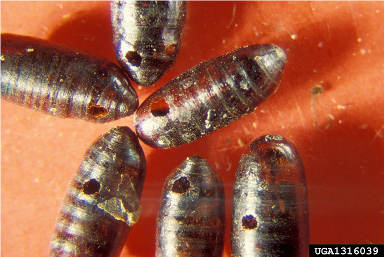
[
  {"left": 88, "top": 104, "right": 108, "bottom": 119},
  {"left": 150, "top": 98, "right": 170, "bottom": 117},
  {"left": 126, "top": 51, "right": 142, "bottom": 66},
  {"left": 171, "top": 177, "right": 190, "bottom": 194},
  {"left": 83, "top": 179, "right": 100, "bottom": 195},
  {"left": 242, "top": 215, "right": 258, "bottom": 229}
]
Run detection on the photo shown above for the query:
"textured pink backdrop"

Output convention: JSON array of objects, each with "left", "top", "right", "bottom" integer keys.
[{"left": 2, "top": 2, "right": 384, "bottom": 256}]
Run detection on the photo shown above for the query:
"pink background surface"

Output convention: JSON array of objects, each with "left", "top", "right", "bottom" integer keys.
[{"left": 2, "top": 2, "right": 384, "bottom": 256}]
